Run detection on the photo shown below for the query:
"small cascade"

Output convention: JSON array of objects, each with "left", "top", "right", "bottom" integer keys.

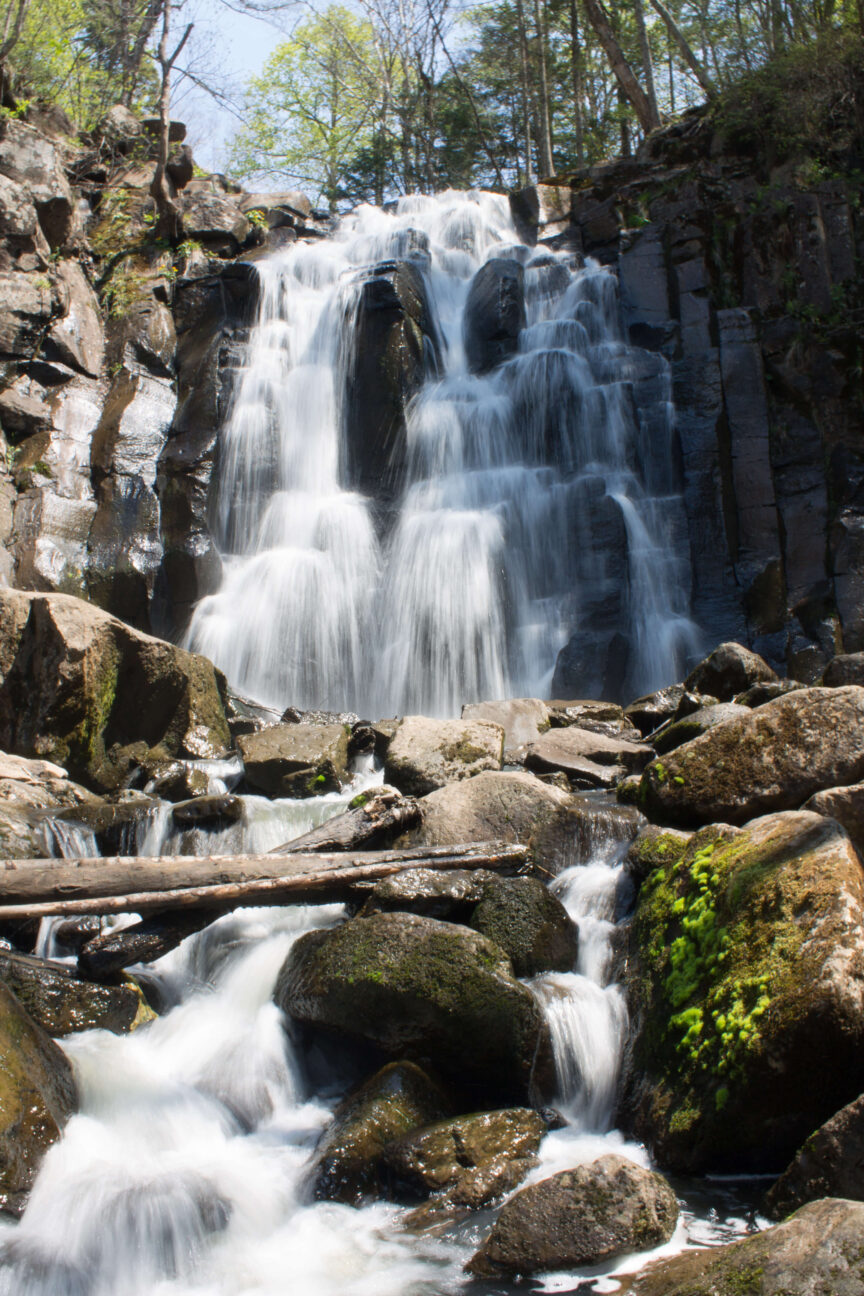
[{"left": 187, "top": 190, "right": 701, "bottom": 716}]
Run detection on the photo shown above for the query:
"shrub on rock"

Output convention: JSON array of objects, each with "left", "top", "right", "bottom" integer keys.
[
  {"left": 466, "top": 1154, "right": 678, "bottom": 1277},
  {"left": 626, "top": 811, "right": 864, "bottom": 1172},
  {"left": 275, "top": 911, "right": 552, "bottom": 1105}
]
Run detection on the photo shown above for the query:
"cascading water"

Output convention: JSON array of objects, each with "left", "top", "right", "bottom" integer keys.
[{"left": 186, "top": 190, "right": 700, "bottom": 716}]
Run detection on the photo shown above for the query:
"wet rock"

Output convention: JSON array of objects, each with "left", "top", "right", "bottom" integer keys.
[
  {"left": 639, "top": 687, "right": 864, "bottom": 826},
  {"left": 382, "top": 1108, "right": 545, "bottom": 1207},
  {"left": 276, "top": 911, "right": 552, "bottom": 1104},
  {"left": 803, "top": 781, "right": 864, "bottom": 857},
  {"left": 412, "top": 770, "right": 582, "bottom": 874},
  {"left": 50, "top": 917, "right": 102, "bottom": 956},
  {"left": 0, "top": 589, "right": 231, "bottom": 793},
  {"left": 344, "top": 259, "right": 439, "bottom": 503},
  {"left": 58, "top": 789, "right": 157, "bottom": 854},
  {"left": 463, "top": 258, "right": 526, "bottom": 374},
  {"left": 547, "top": 698, "right": 641, "bottom": 739},
  {"left": 171, "top": 794, "right": 243, "bottom": 827},
  {"left": 358, "top": 868, "right": 495, "bottom": 921},
  {"left": 238, "top": 723, "right": 349, "bottom": 798},
  {"left": 629, "top": 1198, "right": 864, "bottom": 1296},
  {"left": 0, "top": 385, "right": 52, "bottom": 440},
  {"left": 765, "top": 1094, "right": 864, "bottom": 1219},
  {"left": 384, "top": 716, "right": 504, "bottom": 797},
  {"left": 312, "top": 1061, "right": 451, "bottom": 1204},
  {"left": 47, "top": 261, "right": 104, "bottom": 377},
  {"left": 469, "top": 876, "right": 578, "bottom": 977},
  {"left": 0, "top": 950, "right": 153, "bottom": 1035},
  {"left": 145, "top": 761, "right": 210, "bottom": 801},
  {"left": 525, "top": 725, "right": 652, "bottom": 789},
  {"left": 683, "top": 641, "right": 778, "bottom": 702},
  {"left": 461, "top": 698, "right": 549, "bottom": 759},
  {"left": 625, "top": 824, "right": 691, "bottom": 885},
  {"left": 0, "top": 750, "right": 100, "bottom": 859},
  {"left": 650, "top": 702, "right": 751, "bottom": 754},
  {"left": 624, "top": 685, "right": 685, "bottom": 736},
  {"left": 627, "top": 811, "right": 864, "bottom": 1172},
  {"left": 822, "top": 653, "right": 864, "bottom": 688},
  {"left": 735, "top": 679, "right": 804, "bottom": 706},
  {"left": 466, "top": 1155, "right": 678, "bottom": 1277},
  {"left": 0, "top": 979, "right": 76, "bottom": 1213}
]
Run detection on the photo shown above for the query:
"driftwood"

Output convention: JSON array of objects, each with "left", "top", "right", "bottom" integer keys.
[
  {"left": 0, "top": 843, "right": 528, "bottom": 920},
  {"left": 271, "top": 787, "right": 420, "bottom": 854}
]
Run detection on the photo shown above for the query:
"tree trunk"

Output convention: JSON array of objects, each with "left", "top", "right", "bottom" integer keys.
[
  {"left": 515, "top": 0, "right": 535, "bottom": 184},
  {"left": 149, "top": 3, "right": 191, "bottom": 243},
  {"left": 0, "top": 843, "right": 529, "bottom": 919},
  {"left": 532, "top": 0, "right": 555, "bottom": 175},
  {"left": 581, "top": 0, "right": 660, "bottom": 135},
  {"left": 570, "top": 0, "right": 585, "bottom": 165},
  {"left": 271, "top": 788, "right": 420, "bottom": 854},
  {"left": 646, "top": 0, "right": 716, "bottom": 97},
  {"left": 632, "top": 0, "right": 661, "bottom": 129}
]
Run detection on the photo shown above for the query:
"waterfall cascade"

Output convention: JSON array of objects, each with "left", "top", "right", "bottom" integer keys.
[{"left": 186, "top": 191, "right": 700, "bottom": 716}]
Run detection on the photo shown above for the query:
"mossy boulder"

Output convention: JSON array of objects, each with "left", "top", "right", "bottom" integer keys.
[
  {"left": 237, "top": 723, "right": 349, "bottom": 798},
  {"left": 629, "top": 1198, "right": 864, "bottom": 1296},
  {"left": 625, "top": 824, "right": 692, "bottom": 885},
  {"left": 0, "top": 951, "right": 154, "bottom": 1036},
  {"left": 0, "top": 590, "right": 230, "bottom": 792},
  {"left": 650, "top": 703, "right": 751, "bottom": 755},
  {"left": 764, "top": 1094, "right": 864, "bottom": 1219},
  {"left": 466, "top": 1155, "right": 678, "bottom": 1277},
  {"left": 384, "top": 716, "right": 504, "bottom": 796},
  {"left": 311, "top": 1061, "right": 451, "bottom": 1204},
  {"left": 275, "top": 911, "right": 553, "bottom": 1105},
  {"left": 626, "top": 811, "right": 864, "bottom": 1172},
  {"left": 382, "top": 1107, "right": 545, "bottom": 1208},
  {"left": 639, "top": 687, "right": 864, "bottom": 826},
  {"left": 469, "top": 876, "right": 578, "bottom": 977},
  {"left": 684, "top": 641, "right": 778, "bottom": 701},
  {"left": 0, "top": 979, "right": 77, "bottom": 1214}
]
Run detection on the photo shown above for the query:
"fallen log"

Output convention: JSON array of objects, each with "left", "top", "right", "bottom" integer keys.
[
  {"left": 270, "top": 787, "right": 420, "bottom": 854},
  {"left": 0, "top": 842, "right": 528, "bottom": 920}
]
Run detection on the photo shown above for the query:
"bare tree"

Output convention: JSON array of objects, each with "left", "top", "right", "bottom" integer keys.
[
  {"left": 0, "top": 0, "right": 31, "bottom": 101},
  {"left": 150, "top": 1, "right": 193, "bottom": 241},
  {"left": 633, "top": 0, "right": 661, "bottom": 127},
  {"left": 646, "top": 0, "right": 717, "bottom": 96},
  {"left": 581, "top": 0, "right": 659, "bottom": 135}
]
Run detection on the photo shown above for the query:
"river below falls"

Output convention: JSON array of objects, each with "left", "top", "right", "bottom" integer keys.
[{"left": 0, "top": 772, "right": 768, "bottom": 1296}]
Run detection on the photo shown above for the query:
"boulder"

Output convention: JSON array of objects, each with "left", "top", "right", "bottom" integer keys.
[
  {"left": 275, "top": 911, "right": 552, "bottom": 1104},
  {"left": 97, "top": 104, "right": 142, "bottom": 153},
  {"left": 525, "top": 725, "right": 652, "bottom": 789},
  {"left": 312, "top": 1061, "right": 450, "bottom": 1204},
  {"left": 639, "top": 687, "right": 864, "bottom": 826},
  {"left": 0, "top": 589, "right": 231, "bottom": 792},
  {"left": 804, "top": 782, "right": 864, "bottom": 858},
  {"left": 0, "top": 118, "right": 78, "bottom": 249},
  {"left": 466, "top": 1155, "right": 678, "bottom": 1277},
  {"left": 625, "top": 824, "right": 692, "bottom": 885},
  {"left": 0, "top": 270, "right": 61, "bottom": 354},
  {"left": 171, "top": 794, "right": 243, "bottom": 827},
  {"left": 650, "top": 702, "right": 751, "bottom": 754},
  {"left": 0, "top": 950, "right": 153, "bottom": 1036},
  {"left": 412, "top": 770, "right": 586, "bottom": 874},
  {"left": 0, "top": 750, "right": 100, "bottom": 859},
  {"left": 469, "top": 876, "right": 578, "bottom": 977},
  {"left": 735, "top": 679, "right": 804, "bottom": 706},
  {"left": 237, "top": 723, "right": 349, "bottom": 798},
  {"left": 0, "top": 173, "right": 41, "bottom": 244},
  {"left": 382, "top": 1108, "right": 545, "bottom": 1207},
  {"left": 384, "top": 716, "right": 504, "bottom": 797},
  {"left": 765, "top": 1094, "right": 864, "bottom": 1219},
  {"left": 359, "top": 868, "right": 495, "bottom": 921},
  {"left": 684, "top": 641, "right": 777, "bottom": 701},
  {"left": 629, "top": 1198, "right": 864, "bottom": 1296},
  {"left": 823, "top": 653, "right": 864, "bottom": 688},
  {"left": 463, "top": 258, "right": 526, "bottom": 374},
  {"left": 0, "top": 384, "right": 52, "bottom": 440},
  {"left": 624, "top": 685, "right": 686, "bottom": 736},
  {"left": 180, "top": 190, "right": 250, "bottom": 249},
  {"left": 47, "top": 261, "right": 105, "bottom": 377},
  {"left": 547, "top": 698, "right": 641, "bottom": 739},
  {"left": 0, "top": 979, "right": 76, "bottom": 1214},
  {"left": 626, "top": 811, "right": 864, "bottom": 1172},
  {"left": 461, "top": 698, "right": 550, "bottom": 758}
]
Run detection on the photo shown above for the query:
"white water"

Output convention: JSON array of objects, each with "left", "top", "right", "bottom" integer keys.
[
  {"left": 186, "top": 190, "right": 700, "bottom": 716},
  {"left": 3, "top": 791, "right": 761, "bottom": 1295}
]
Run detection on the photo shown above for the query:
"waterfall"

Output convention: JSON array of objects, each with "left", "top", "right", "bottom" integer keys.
[{"left": 186, "top": 190, "right": 700, "bottom": 716}]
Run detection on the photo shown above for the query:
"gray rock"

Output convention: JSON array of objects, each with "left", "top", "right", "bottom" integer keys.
[
  {"left": 650, "top": 702, "right": 751, "bottom": 754},
  {"left": 276, "top": 911, "right": 552, "bottom": 1104},
  {"left": 525, "top": 725, "right": 652, "bottom": 789},
  {"left": 466, "top": 1155, "right": 678, "bottom": 1277},
  {"left": 735, "top": 679, "right": 804, "bottom": 706},
  {"left": 382, "top": 1108, "right": 545, "bottom": 1207},
  {"left": 0, "top": 118, "right": 78, "bottom": 248},
  {"left": 639, "top": 687, "right": 864, "bottom": 826},
  {"left": 765, "top": 1094, "right": 864, "bottom": 1219},
  {"left": 684, "top": 641, "right": 777, "bottom": 702},
  {"left": 384, "top": 716, "right": 504, "bottom": 796},
  {"left": 803, "top": 781, "right": 864, "bottom": 858},
  {"left": 238, "top": 723, "right": 349, "bottom": 798},
  {"left": 0, "top": 270, "right": 60, "bottom": 354},
  {"left": 463, "top": 258, "right": 526, "bottom": 374},
  {"left": 461, "top": 698, "right": 550, "bottom": 758},
  {"left": 47, "top": 261, "right": 104, "bottom": 377},
  {"left": 624, "top": 685, "right": 686, "bottom": 736},
  {"left": 469, "top": 876, "right": 578, "bottom": 977},
  {"left": 359, "top": 868, "right": 495, "bottom": 921},
  {"left": 180, "top": 190, "right": 250, "bottom": 248},
  {"left": 629, "top": 1198, "right": 864, "bottom": 1296},
  {"left": 822, "top": 653, "right": 864, "bottom": 688},
  {"left": 312, "top": 1061, "right": 450, "bottom": 1204}
]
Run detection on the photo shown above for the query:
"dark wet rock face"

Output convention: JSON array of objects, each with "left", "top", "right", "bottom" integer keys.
[
  {"left": 466, "top": 1155, "right": 678, "bottom": 1276},
  {"left": 469, "top": 876, "right": 578, "bottom": 977},
  {"left": 462, "top": 258, "right": 526, "bottom": 374},
  {"left": 274, "top": 911, "right": 552, "bottom": 1105},
  {"left": 0, "top": 950, "right": 151, "bottom": 1036},
  {"left": 765, "top": 1094, "right": 864, "bottom": 1219}
]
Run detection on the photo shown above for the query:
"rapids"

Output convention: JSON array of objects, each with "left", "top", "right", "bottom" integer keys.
[{"left": 185, "top": 190, "right": 701, "bottom": 716}]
